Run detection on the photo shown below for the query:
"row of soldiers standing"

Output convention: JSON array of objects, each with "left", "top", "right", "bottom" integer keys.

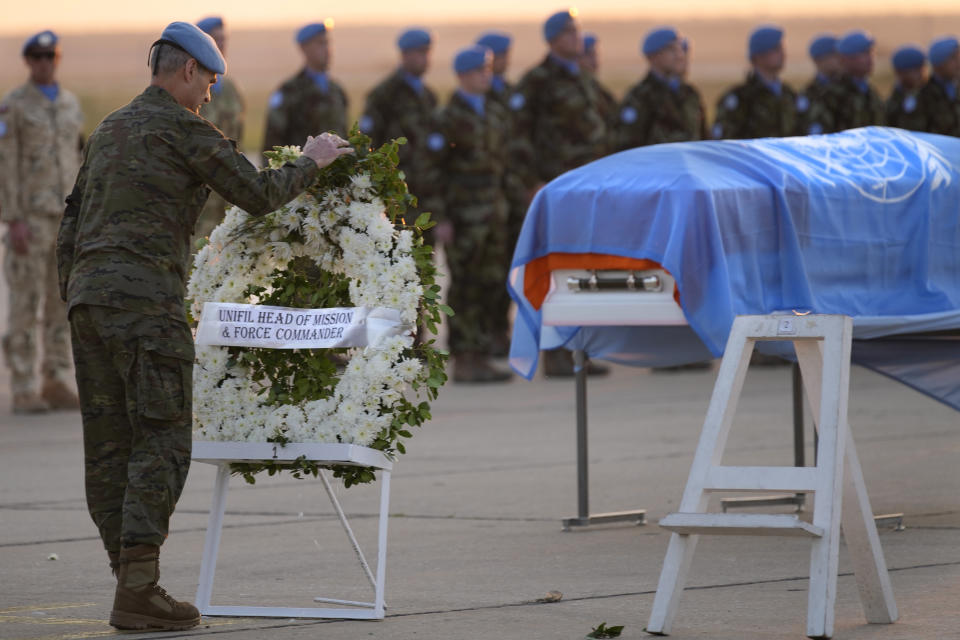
[{"left": 197, "top": 13, "right": 960, "bottom": 382}]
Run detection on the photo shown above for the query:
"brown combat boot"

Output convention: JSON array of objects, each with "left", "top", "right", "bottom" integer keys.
[
  {"left": 542, "top": 350, "right": 609, "bottom": 377},
  {"left": 41, "top": 378, "right": 80, "bottom": 410},
  {"left": 109, "top": 545, "right": 200, "bottom": 631},
  {"left": 12, "top": 391, "right": 50, "bottom": 414}
]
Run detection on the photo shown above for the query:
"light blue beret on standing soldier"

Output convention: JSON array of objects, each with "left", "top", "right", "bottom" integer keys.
[
  {"left": 195, "top": 16, "right": 223, "bottom": 35},
  {"left": 643, "top": 27, "right": 678, "bottom": 56},
  {"left": 152, "top": 21, "right": 226, "bottom": 74},
  {"left": 476, "top": 31, "right": 511, "bottom": 55},
  {"left": 397, "top": 28, "right": 432, "bottom": 51},
  {"left": 929, "top": 36, "right": 959, "bottom": 67},
  {"left": 22, "top": 29, "right": 58, "bottom": 55},
  {"left": 296, "top": 22, "right": 327, "bottom": 44},
  {"left": 837, "top": 30, "right": 875, "bottom": 56},
  {"left": 543, "top": 10, "right": 575, "bottom": 42},
  {"left": 809, "top": 34, "right": 837, "bottom": 60},
  {"left": 749, "top": 25, "right": 783, "bottom": 58},
  {"left": 892, "top": 46, "right": 926, "bottom": 71},
  {"left": 454, "top": 45, "right": 491, "bottom": 74}
]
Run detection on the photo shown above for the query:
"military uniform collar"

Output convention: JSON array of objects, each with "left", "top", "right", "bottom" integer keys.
[
  {"left": 647, "top": 70, "right": 680, "bottom": 93},
  {"left": 455, "top": 89, "right": 485, "bottom": 116},
  {"left": 750, "top": 72, "right": 782, "bottom": 96},
  {"left": 491, "top": 75, "right": 507, "bottom": 93},
  {"left": 143, "top": 85, "right": 183, "bottom": 107},
  {"left": 547, "top": 54, "right": 580, "bottom": 76},
  {"left": 932, "top": 74, "right": 958, "bottom": 100}
]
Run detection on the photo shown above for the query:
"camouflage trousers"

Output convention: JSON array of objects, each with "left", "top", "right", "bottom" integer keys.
[
  {"left": 69, "top": 304, "right": 194, "bottom": 552},
  {"left": 3, "top": 214, "right": 72, "bottom": 393},
  {"left": 445, "top": 215, "right": 509, "bottom": 355}
]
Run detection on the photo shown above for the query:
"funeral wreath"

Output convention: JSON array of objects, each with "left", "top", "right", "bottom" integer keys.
[{"left": 187, "top": 127, "right": 451, "bottom": 487}]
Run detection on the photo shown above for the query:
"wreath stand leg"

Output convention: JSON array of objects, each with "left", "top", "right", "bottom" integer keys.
[{"left": 192, "top": 442, "right": 392, "bottom": 620}]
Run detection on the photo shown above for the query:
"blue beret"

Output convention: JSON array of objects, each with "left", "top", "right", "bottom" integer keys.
[
  {"left": 397, "top": 28, "right": 431, "bottom": 51},
  {"left": 929, "top": 36, "right": 960, "bottom": 67},
  {"left": 296, "top": 23, "right": 327, "bottom": 44},
  {"left": 454, "top": 45, "right": 491, "bottom": 74},
  {"left": 749, "top": 25, "right": 783, "bottom": 58},
  {"left": 837, "top": 30, "right": 875, "bottom": 56},
  {"left": 583, "top": 33, "right": 598, "bottom": 53},
  {"left": 196, "top": 17, "right": 223, "bottom": 35},
  {"left": 808, "top": 34, "right": 837, "bottom": 59},
  {"left": 543, "top": 10, "right": 575, "bottom": 42},
  {"left": 643, "top": 27, "right": 678, "bottom": 56},
  {"left": 158, "top": 21, "right": 226, "bottom": 75},
  {"left": 476, "top": 31, "right": 511, "bottom": 55},
  {"left": 22, "top": 30, "right": 58, "bottom": 55},
  {"left": 892, "top": 46, "right": 926, "bottom": 71}
]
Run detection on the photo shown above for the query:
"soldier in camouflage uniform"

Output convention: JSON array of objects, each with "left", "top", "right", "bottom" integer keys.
[
  {"left": 475, "top": 32, "right": 517, "bottom": 358},
  {"left": 194, "top": 16, "right": 246, "bottom": 244},
  {"left": 424, "top": 47, "right": 511, "bottom": 383},
  {"left": 914, "top": 37, "right": 960, "bottom": 137},
  {"left": 581, "top": 33, "right": 618, "bottom": 139},
  {"left": 0, "top": 30, "right": 82, "bottom": 414},
  {"left": 263, "top": 21, "right": 349, "bottom": 154},
  {"left": 713, "top": 25, "right": 798, "bottom": 140},
  {"left": 360, "top": 29, "right": 437, "bottom": 211},
  {"left": 615, "top": 27, "right": 706, "bottom": 151},
  {"left": 885, "top": 46, "right": 928, "bottom": 132},
  {"left": 56, "top": 22, "right": 353, "bottom": 631},
  {"left": 796, "top": 35, "right": 840, "bottom": 135},
  {"left": 510, "top": 10, "right": 608, "bottom": 376},
  {"left": 806, "top": 30, "right": 885, "bottom": 134}
]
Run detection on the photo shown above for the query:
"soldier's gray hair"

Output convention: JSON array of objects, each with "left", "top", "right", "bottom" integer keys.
[{"left": 150, "top": 43, "right": 192, "bottom": 76}]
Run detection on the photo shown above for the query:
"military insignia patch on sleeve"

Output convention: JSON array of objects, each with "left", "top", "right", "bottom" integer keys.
[
  {"left": 808, "top": 123, "right": 824, "bottom": 135},
  {"left": 508, "top": 93, "right": 525, "bottom": 111},
  {"left": 620, "top": 106, "right": 638, "bottom": 124},
  {"left": 723, "top": 93, "right": 739, "bottom": 110},
  {"left": 358, "top": 115, "right": 374, "bottom": 133},
  {"left": 796, "top": 95, "right": 810, "bottom": 112},
  {"left": 268, "top": 91, "right": 283, "bottom": 109},
  {"left": 903, "top": 95, "right": 917, "bottom": 113},
  {"left": 711, "top": 123, "right": 723, "bottom": 139},
  {"left": 0, "top": 121, "right": 7, "bottom": 138}
]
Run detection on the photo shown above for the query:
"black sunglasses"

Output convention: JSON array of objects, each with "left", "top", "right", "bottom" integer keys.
[{"left": 27, "top": 51, "right": 57, "bottom": 61}]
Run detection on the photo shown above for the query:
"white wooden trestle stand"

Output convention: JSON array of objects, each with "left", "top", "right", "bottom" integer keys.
[
  {"left": 646, "top": 314, "right": 897, "bottom": 639},
  {"left": 192, "top": 441, "right": 393, "bottom": 619}
]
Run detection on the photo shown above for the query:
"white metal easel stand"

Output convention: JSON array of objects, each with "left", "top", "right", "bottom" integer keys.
[
  {"left": 192, "top": 441, "right": 393, "bottom": 619},
  {"left": 646, "top": 315, "right": 897, "bottom": 639}
]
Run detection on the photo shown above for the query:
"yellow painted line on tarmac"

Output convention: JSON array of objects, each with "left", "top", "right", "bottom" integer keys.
[{"left": 0, "top": 604, "right": 97, "bottom": 614}]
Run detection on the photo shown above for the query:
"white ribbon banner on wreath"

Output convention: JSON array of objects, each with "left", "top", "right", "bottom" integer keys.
[{"left": 195, "top": 302, "right": 411, "bottom": 349}]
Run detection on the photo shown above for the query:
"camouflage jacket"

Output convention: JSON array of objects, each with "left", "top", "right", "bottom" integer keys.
[
  {"left": 0, "top": 82, "right": 84, "bottom": 220},
  {"left": 806, "top": 75, "right": 885, "bottom": 134},
  {"left": 590, "top": 73, "right": 619, "bottom": 146},
  {"left": 421, "top": 92, "right": 510, "bottom": 226},
  {"left": 200, "top": 75, "right": 245, "bottom": 143},
  {"left": 57, "top": 86, "right": 320, "bottom": 320},
  {"left": 614, "top": 72, "right": 706, "bottom": 151},
  {"left": 712, "top": 73, "right": 798, "bottom": 139},
  {"left": 360, "top": 69, "right": 438, "bottom": 202},
  {"left": 914, "top": 77, "right": 960, "bottom": 137},
  {"left": 486, "top": 77, "right": 515, "bottom": 112},
  {"left": 509, "top": 55, "right": 609, "bottom": 188},
  {"left": 795, "top": 75, "right": 832, "bottom": 135},
  {"left": 262, "top": 68, "right": 349, "bottom": 152},
  {"left": 884, "top": 85, "right": 926, "bottom": 132}
]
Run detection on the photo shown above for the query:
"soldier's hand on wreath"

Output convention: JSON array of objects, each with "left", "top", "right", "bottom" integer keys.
[
  {"left": 302, "top": 132, "right": 354, "bottom": 168},
  {"left": 8, "top": 220, "right": 31, "bottom": 256}
]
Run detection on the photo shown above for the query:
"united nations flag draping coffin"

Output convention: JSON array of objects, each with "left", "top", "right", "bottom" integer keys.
[{"left": 508, "top": 127, "right": 960, "bottom": 410}]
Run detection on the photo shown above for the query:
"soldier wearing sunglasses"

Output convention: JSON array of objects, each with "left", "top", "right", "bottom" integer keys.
[{"left": 0, "top": 29, "right": 84, "bottom": 414}]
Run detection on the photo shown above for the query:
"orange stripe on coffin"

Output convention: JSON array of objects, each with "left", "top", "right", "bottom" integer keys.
[{"left": 523, "top": 253, "right": 679, "bottom": 311}]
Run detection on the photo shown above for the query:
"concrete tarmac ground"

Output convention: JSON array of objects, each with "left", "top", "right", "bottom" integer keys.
[{"left": 1, "top": 354, "right": 959, "bottom": 640}]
